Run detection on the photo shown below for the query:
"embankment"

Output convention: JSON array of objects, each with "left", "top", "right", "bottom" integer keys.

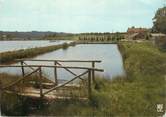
[{"left": 0, "top": 42, "right": 76, "bottom": 64}]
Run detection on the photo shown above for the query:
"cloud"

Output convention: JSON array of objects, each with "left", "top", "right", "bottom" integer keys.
[
  {"left": 139, "top": 0, "right": 163, "bottom": 5},
  {"left": 0, "top": 0, "right": 165, "bottom": 32},
  {"left": 0, "top": 0, "right": 4, "bottom": 6}
]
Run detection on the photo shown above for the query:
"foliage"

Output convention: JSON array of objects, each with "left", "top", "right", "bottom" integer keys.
[
  {"left": 43, "top": 33, "right": 78, "bottom": 40},
  {"left": 155, "top": 37, "right": 166, "bottom": 51},
  {"left": 152, "top": 6, "right": 166, "bottom": 34},
  {"left": 78, "top": 33, "right": 124, "bottom": 42}
]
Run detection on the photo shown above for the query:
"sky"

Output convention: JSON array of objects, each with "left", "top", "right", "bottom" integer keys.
[{"left": 0, "top": 0, "right": 165, "bottom": 33}]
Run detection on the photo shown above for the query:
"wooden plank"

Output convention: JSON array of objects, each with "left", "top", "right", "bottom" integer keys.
[
  {"left": 16, "top": 59, "right": 101, "bottom": 63},
  {"left": 43, "top": 70, "right": 89, "bottom": 95},
  {"left": 28, "top": 82, "right": 55, "bottom": 88},
  {"left": 56, "top": 62, "right": 84, "bottom": 81},
  {"left": 2, "top": 67, "right": 40, "bottom": 89},
  {"left": 0, "top": 65, "right": 104, "bottom": 72},
  {"left": 18, "top": 93, "right": 88, "bottom": 100},
  {"left": 5, "top": 86, "right": 88, "bottom": 100},
  {"left": 23, "top": 61, "right": 54, "bottom": 83}
]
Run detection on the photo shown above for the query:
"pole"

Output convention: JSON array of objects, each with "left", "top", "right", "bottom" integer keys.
[
  {"left": 92, "top": 62, "right": 95, "bottom": 83},
  {"left": 54, "top": 61, "right": 58, "bottom": 85},
  {"left": 21, "top": 61, "right": 25, "bottom": 77},
  {"left": 39, "top": 67, "right": 43, "bottom": 98},
  {"left": 88, "top": 69, "right": 91, "bottom": 99}
]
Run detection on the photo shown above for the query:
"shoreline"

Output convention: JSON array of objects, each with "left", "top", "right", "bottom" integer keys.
[{"left": 0, "top": 42, "right": 76, "bottom": 64}]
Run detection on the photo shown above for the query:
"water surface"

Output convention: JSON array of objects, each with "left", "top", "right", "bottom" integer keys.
[
  {"left": 0, "top": 40, "right": 72, "bottom": 53},
  {"left": 0, "top": 44, "right": 125, "bottom": 81}
]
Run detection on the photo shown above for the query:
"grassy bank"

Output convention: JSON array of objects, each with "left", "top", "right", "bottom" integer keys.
[
  {"left": 1, "top": 42, "right": 166, "bottom": 116},
  {"left": 37, "top": 42, "right": 165, "bottom": 116},
  {"left": 0, "top": 73, "right": 53, "bottom": 116},
  {"left": 0, "top": 42, "right": 76, "bottom": 64},
  {"left": 111, "top": 42, "right": 166, "bottom": 116}
]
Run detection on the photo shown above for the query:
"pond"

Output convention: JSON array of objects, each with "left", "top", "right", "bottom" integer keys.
[
  {"left": 0, "top": 44, "right": 125, "bottom": 81},
  {"left": 0, "top": 40, "right": 72, "bottom": 53}
]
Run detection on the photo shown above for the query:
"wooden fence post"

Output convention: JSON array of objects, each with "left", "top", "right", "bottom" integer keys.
[
  {"left": 39, "top": 67, "right": 43, "bottom": 98},
  {"left": 88, "top": 69, "right": 92, "bottom": 98},
  {"left": 0, "top": 81, "right": 2, "bottom": 105},
  {"left": 92, "top": 62, "right": 95, "bottom": 83},
  {"left": 0, "top": 88, "right": 2, "bottom": 112},
  {"left": 21, "top": 61, "right": 25, "bottom": 77},
  {"left": 21, "top": 61, "right": 25, "bottom": 84},
  {"left": 54, "top": 61, "right": 58, "bottom": 85}
]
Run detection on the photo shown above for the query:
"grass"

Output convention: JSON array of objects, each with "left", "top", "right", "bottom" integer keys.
[
  {"left": 0, "top": 41, "right": 166, "bottom": 116},
  {"left": 0, "top": 42, "right": 76, "bottom": 64},
  {"left": 0, "top": 73, "right": 88, "bottom": 116},
  {"left": 155, "top": 37, "right": 166, "bottom": 52}
]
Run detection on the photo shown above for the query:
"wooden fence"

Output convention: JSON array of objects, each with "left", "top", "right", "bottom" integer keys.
[{"left": 0, "top": 59, "right": 104, "bottom": 99}]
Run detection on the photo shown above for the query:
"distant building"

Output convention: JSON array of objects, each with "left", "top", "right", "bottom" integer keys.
[
  {"left": 127, "top": 27, "right": 149, "bottom": 40},
  {"left": 128, "top": 33, "right": 148, "bottom": 40},
  {"left": 127, "top": 27, "right": 148, "bottom": 34}
]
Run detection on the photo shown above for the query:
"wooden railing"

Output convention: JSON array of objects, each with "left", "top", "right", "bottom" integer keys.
[
  {"left": 16, "top": 59, "right": 101, "bottom": 83},
  {"left": 0, "top": 59, "right": 104, "bottom": 99}
]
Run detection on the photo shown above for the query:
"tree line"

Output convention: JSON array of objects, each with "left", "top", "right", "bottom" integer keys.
[{"left": 78, "top": 33, "right": 125, "bottom": 42}]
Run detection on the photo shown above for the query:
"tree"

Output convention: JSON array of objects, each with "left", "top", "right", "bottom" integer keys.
[{"left": 152, "top": 6, "right": 166, "bottom": 34}]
